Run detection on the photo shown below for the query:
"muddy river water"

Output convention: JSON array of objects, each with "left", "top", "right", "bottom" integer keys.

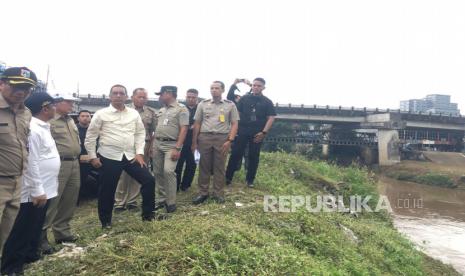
[{"left": 378, "top": 177, "right": 465, "bottom": 274}]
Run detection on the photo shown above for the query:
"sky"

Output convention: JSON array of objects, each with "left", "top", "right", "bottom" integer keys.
[{"left": 2, "top": 0, "right": 465, "bottom": 111}]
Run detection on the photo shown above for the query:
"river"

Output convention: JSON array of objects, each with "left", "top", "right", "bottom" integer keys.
[{"left": 378, "top": 176, "right": 465, "bottom": 274}]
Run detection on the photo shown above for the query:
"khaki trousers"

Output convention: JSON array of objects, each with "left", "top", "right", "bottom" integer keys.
[
  {"left": 153, "top": 141, "right": 178, "bottom": 206},
  {"left": 197, "top": 133, "right": 228, "bottom": 197},
  {"left": 114, "top": 154, "right": 150, "bottom": 208},
  {"left": 0, "top": 176, "right": 21, "bottom": 252},
  {"left": 42, "top": 160, "right": 80, "bottom": 240}
]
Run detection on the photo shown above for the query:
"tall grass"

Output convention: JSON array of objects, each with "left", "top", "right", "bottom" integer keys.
[{"left": 28, "top": 152, "right": 459, "bottom": 275}]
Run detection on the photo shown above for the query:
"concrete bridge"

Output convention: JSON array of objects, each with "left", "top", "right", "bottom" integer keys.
[{"left": 75, "top": 95, "right": 465, "bottom": 166}]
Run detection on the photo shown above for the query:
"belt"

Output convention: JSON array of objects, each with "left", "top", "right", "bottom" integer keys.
[
  {"left": 155, "top": 137, "right": 176, "bottom": 142},
  {"left": 201, "top": 132, "right": 228, "bottom": 135},
  {"left": 61, "top": 156, "right": 78, "bottom": 161},
  {"left": 0, "top": 175, "right": 17, "bottom": 179}
]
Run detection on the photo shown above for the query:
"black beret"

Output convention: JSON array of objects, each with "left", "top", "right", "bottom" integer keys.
[
  {"left": 1, "top": 67, "right": 37, "bottom": 87},
  {"left": 155, "top": 86, "right": 177, "bottom": 96}
]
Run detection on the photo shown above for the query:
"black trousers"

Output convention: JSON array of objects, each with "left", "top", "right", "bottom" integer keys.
[
  {"left": 175, "top": 145, "right": 197, "bottom": 190},
  {"left": 1, "top": 201, "right": 50, "bottom": 274},
  {"left": 79, "top": 163, "right": 99, "bottom": 201},
  {"left": 98, "top": 156, "right": 155, "bottom": 225},
  {"left": 225, "top": 132, "right": 263, "bottom": 184},
  {"left": 234, "top": 143, "right": 249, "bottom": 172}
]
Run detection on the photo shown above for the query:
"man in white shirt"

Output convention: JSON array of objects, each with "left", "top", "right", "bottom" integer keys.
[
  {"left": 1, "top": 93, "right": 60, "bottom": 275},
  {"left": 85, "top": 84, "right": 157, "bottom": 228}
]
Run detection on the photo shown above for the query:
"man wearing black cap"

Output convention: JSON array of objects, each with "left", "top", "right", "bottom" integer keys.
[
  {"left": 153, "top": 86, "right": 189, "bottom": 213},
  {"left": 0, "top": 67, "right": 37, "bottom": 253},
  {"left": 85, "top": 84, "right": 158, "bottom": 228},
  {"left": 1, "top": 92, "right": 60, "bottom": 275},
  {"left": 225, "top": 78, "right": 276, "bottom": 188}
]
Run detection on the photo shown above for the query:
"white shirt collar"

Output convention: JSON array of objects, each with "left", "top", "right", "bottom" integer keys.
[
  {"left": 108, "top": 104, "right": 127, "bottom": 113},
  {"left": 31, "top": 116, "right": 50, "bottom": 128}
]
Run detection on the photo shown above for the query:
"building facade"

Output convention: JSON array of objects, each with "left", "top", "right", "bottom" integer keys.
[{"left": 400, "top": 94, "right": 460, "bottom": 116}]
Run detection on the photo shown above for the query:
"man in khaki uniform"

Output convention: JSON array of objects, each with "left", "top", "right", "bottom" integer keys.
[
  {"left": 41, "top": 94, "right": 81, "bottom": 254},
  {"left": 191, "top": 81, "right": 239, "bottom": 204},
  {"left": 115, "top": 88, "right": 157, "bottom": 211},
  {"left": 153, "top": 86, "right": 189, "bottom": 213},
  {"left": 0, "top": 67, "right": 37, "bottom": 252}
]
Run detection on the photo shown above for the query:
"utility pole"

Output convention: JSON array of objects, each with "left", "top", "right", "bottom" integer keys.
[{"left": 45, "top": 65, "right": 50, "bottom": 90}]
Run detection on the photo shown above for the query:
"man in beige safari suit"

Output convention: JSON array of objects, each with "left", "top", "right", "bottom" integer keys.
[
  {"left": 41, "top": 94, "right": 81, "bottom": 254},
  {"left": 0, "top": 67, "right": 37, "bottom": 252},
  {"left": 191, "top": 81, "right": 239, "bottom": 205},
  {"left": 114, "top": 88, "right": 157, "bottom": 211},
  {"left": 153, "top": 86, "right": 189, "bottom": 213}
]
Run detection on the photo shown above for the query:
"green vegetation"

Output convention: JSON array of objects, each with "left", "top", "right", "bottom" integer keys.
[
  {"left": 386, "top": 171, "right": 457, "bottom": 188},
  {"left": 28, "top": 152, "right": 458, "bottom": 275}
]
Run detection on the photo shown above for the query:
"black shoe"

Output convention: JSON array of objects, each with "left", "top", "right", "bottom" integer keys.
[
  {"left": 212, "top": 196, "right": 225, "bottom": 204},
  {"left": 142, "top": 213, "right": 155, "bottom": 221},
  {"left": 166, "top": 204, "right": 177, "bottom": 213},
  {"left": 114, "top": 206, "right": 126, "bottom": 213},
  {"left": 41, "top": 247, "right": 55, "bottom": 255},
  {"left": 55, "top": 235, "right": 78, "bottom": 244},
  {"left": 24, "top": 253, "right": 41, "bottom": 264},
  {"left": 126, "top": 204, "right": 139, "bottom": 211},
  {"left": 192, "top": 195, "right": 209, "bottom": 205},
  {"left": 226, "top": 179, "right": 232, "bottom": 185},
  {"left": 102, "top": 222, "right": 112, "bottom": 230},
  {"left": 247, "top": 181, "right": 254, "bottom": 188},
  {"left": 154, "top": 202, "right": 166, "bottom": 211},
  {"left": 180, "top": 185, "right": 190, "bottom": 191},
  {"left": 40, "top": 235, "right": 54, "bottom": 255}
]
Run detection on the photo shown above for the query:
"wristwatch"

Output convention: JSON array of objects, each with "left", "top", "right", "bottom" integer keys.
[
  {"left": 262, "top": 131, "right": 268, "bottom": 135},
  {"left": 175, "top": 146, "right": 182, "bottom": 151},
  {"left": 227, "top": 138, "right": 234, "bottom": 142}
]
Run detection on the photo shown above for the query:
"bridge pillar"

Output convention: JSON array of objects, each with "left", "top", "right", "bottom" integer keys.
[
  {"left": 361, "top": 146, "right": 376, "bottom": 165},
  {"left": 322, "top": 144, "right": 329, "bottom": 159},
  {"left": 377, "top": 129, "right": 400, "bottom": 166}
]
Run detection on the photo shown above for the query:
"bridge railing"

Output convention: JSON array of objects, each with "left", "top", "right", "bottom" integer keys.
[{"left": 76, "top": 95, "right": 463, "bottom": 121}]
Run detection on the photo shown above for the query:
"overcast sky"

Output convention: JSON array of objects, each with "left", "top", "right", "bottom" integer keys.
[{"left": 2, "top": 0, "right": 465, "bottom": 111}]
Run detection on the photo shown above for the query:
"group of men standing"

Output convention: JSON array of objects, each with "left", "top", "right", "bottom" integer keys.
[
  {"left": 0, "top": 67, "right": 82, "bottom": 275},
  {"left": 0, "top": 65, "right": 275, "bottom": 275}
]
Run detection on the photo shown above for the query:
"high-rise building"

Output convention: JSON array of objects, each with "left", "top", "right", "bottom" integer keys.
[
  {"left": 399, "top": 94, "right": 460, "bottom": 116},
  {"left": 0, "top": 61, "right": 6, "bottom": 76},
  {"left": 400, "top": 99, "right": 427, "bottom": 113}
]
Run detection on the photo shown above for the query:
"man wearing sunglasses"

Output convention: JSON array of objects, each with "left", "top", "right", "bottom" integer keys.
[{"left": 0, "top": 67, "right": 37, "bottom": 253}]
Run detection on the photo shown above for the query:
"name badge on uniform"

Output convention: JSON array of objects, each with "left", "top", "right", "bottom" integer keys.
[
  {"left": 163, "top": 118, "right": 169, "bottom": 125},
  {"left": 219, "top": 108, "right": 225, "bottom": 123}
]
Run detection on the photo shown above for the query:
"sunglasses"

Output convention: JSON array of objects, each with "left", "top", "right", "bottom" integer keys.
[{"left": 8, "top": 83, "right": 35, "bottom": 94}]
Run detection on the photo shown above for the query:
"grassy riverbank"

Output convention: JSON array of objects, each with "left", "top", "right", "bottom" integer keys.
[{"left": 28, "top": 152, "right": 459, "bottom": 275}]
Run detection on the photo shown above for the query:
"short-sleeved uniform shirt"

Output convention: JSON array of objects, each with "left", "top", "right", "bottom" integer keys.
[
  {"left": 130, "top": 103, "right": 157, "bottom": 141},
  {"left": 155, "top": 101, "right": 189, "bottom": 141},
  {"left": 0, "top": 93, "right": 32, "bottom": 176},
  {"left": 194, "top": 99, "right": 239, "bottom": 134},
  {"left": 50, "top": 114, "right": 81, "bottom": 158}
]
